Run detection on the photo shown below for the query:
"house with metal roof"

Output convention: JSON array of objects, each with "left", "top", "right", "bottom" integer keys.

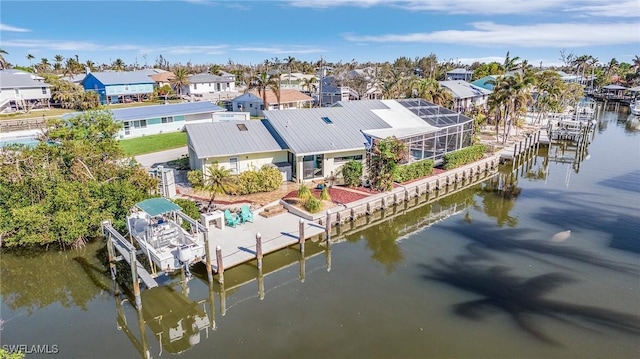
[
  {"left": 230, "top": 93, "right": 264, "bottom": 117},
  {"left": 184, "top": 99, "right": 474, "bottom": 183},
  {"left": 0, "top": 69, "right": 51, "bottom": 113},
  {"left": 64, "top": 101, "right": 227, "bottom": 139},
  {"left": 82, "top": 71, "right": 155, "bottom": 105},
  {"left": 184, "top": 120, "right": 288, "bottom": 178},
  {"left": 470, "top": 75, "right": 499, "bottom": 91},
  {"left": 446, "top": 68, "right": 474, "bottom": 81},
  {"left": 230, "top": 89, "right": 314, "bottom": 117},
  {"left": 439, "top": 80, "right": 492, "bottom": 113},
  {"left": 181, "top": 72, "right": 236, "bottom": 97}
]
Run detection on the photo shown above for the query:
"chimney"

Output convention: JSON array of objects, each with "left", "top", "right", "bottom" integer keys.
[{"left": 85, "top": 67, "right": 90, "bottom": 75}]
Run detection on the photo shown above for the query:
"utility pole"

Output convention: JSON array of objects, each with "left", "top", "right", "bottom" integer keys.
[{"left": 318, "top": 55, "right": 323, "bottom": 108}]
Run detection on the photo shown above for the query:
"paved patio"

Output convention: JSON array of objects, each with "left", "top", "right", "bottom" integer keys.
[{"left": 205, "top": 210, "right": 326, "bottom": 272}]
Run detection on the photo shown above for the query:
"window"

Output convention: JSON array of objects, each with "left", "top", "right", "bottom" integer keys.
[
  {"left": 321, "top": 116, "right": 333, "bottom": 124},
  {"left": 236, "top": 123, "right": 248, "bottom": 131},
  {"left": 194, "top": 83, "right": 198, "bottom": 90},
  {"left": 132, "top": 120, "right": 147, "bottom": 129},
  {"left": 229, "top": 157, "right": 239, "bottom": 174},
  {"left": 161, "top": 116, "right": 173, "bottom": 123},
  {"left": 334, "top": 155, "right": 363, "bottom": 162},
  {"left": 41, "top": 87, "right": 47, "bottom": 94}
]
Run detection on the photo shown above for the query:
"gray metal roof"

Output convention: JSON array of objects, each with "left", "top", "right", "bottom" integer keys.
[
  {"left": 84, "top": 71, "right": 154, "bottom": 85},
  {"left": 185, "top": 120, "right": 283, "bottom": 158},
  {"left": 62, "top": 101, "right": 225, "bottom": 122},
  {"left": 440, "top": 80, "right": 492, "bottom": 99},
  {"left": 0, "top": 70, "right": 50, "bottom": 89},
  {"left": 188, "top": 72, "right": 231, "bottom": 84},
  {"left": 264, "top": 101, "right": 392, "bottom": 155}
]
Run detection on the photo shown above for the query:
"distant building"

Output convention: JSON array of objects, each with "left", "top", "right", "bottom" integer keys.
[
  {"left": 470, "top": 75, "right": 499, "bottom": 91},
  {"left": 446, "top": 68, "right": 474, "bottom": 82},
  {"left": 231, "top": 89, "right": 313, "bottom": 117},
  {"left": 181, "top": 72, "right": 236, "bottom": 97},
  {"left": 82, "top": 71, "right": 155, "bottom": 105},
  {"left": 0, "top": 69, "right": 51, "bottom": 113},
  {"left": 440, "top": 81, "right": 492, "bottom": 112}
]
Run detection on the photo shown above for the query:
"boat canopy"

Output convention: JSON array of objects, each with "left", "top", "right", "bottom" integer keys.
[{"left": 136, "top": 198, "right": 182, "bottom": 217}]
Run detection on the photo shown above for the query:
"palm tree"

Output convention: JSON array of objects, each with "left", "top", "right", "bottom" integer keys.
[
  {"left": 85, "top": 60, "right": 95, "bottom": 73},
  {"left": 203, "top": 163, "right": 236, "bottom": 211},
  {"left": 285, "top": 56, "right": 296, "bottom": 87},
  {"left": 410, "top": 78, "right": 453, "bottom": 108},
  {"left": 301, "top": 77, "right": 317, "bottom": 94},
  {"left": 0, "top": 48, "right": 9, "bottom": 69},
  {"left": 170, "top": 67, "right": 190, "bottom": 96},
  {"left": 26, "top": 54, "right": 35, "bottom": 69},
  {"left": 54, "top": 54, "right": 64, "bottom": 74},
  {"left": 632, "top": 55, "right": 640, "bottom": 74},
  {"left": 502, "top": 51, "right": 521, "bottom": 73},
  {"left": 246, "top": 71, "right": 280, "bottom": 112},
  {"left": 39, "top": 58, "right": 51, "bottom": 73},
  {"left": 112, "top": 58, "right": 125, "bottom": 71}
]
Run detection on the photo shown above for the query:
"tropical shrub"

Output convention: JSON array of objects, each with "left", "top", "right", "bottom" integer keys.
[
  {"left": 442, "top": 145, "right": 487, "bottom": 170},
  {"left": 234, "top": 165, "right": 282, "bottom": 195},
  {"left": 297, "top": 184, "right": 312, "bottom": 200},
  {"left": 320, "top": 187, "right": 331, "bottom": 201},
  {"left": 304, "top": 197, "right": 322, "bottom": 213},
  {"left": 395, "top": 159, "right": 434, "bottom": 182},
  {"left": 341, "top": 160, "right": 363, "bottom": 187}
]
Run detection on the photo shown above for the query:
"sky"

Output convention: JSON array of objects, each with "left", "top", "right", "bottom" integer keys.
[{"left": 1, "top": 0, "right": 639, "bottom": 69}]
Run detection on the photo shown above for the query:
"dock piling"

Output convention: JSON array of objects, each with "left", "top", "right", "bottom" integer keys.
[
  {"left": 256, "top": 232, "right": 263, "bottom": 269},
  {"left": 129, "top": 250, "right": 141, "bottom": 308},
  {"left": 325, "top": 210, "right": 332, "bottom": 242},
  {"left": 215, "top": 245, "right": 224, "bottom": 284},
  {"left": 298, "top": 219, "right": 305, "bottom": 252}
]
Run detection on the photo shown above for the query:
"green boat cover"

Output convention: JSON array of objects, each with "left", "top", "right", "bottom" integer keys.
[{"left": 135, "top": 198, "right": 181, "bottom": 217}]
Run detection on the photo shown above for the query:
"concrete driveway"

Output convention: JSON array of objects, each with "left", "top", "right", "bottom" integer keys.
[{"left": 134, "top": 146, "right": 188, "bottom": 168}]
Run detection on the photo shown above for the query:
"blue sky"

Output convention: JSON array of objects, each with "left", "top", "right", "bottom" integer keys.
[{"left": 1, "top": 0, "right": 639, "bottom": 68}]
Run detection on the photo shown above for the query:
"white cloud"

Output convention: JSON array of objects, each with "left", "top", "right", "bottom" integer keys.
[
  {"left": 564, "top": 0, "right": 640, "bottom": 18},
  {"left": 2, "top": 39, "right": 139, "bottom": 52},
  {"left": 235, "top": 46, "right": 326, "bottom": 54},
  {"left": 287, "top": 0, "right": 620, "bottom": 15},
  {"left": 0, "top": 23, "right": 30, "bottom": 32},
  {"left": 344, "top": 22, "right": 640, "bottom": 48}
]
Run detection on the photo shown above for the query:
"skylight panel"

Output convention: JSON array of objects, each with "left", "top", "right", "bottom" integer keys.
[
  {"left": 237, "top": 123, "right": 248, "bottom": 131},
  {"left": 321, "top": 116, "right": 333, "bottom": 124}
]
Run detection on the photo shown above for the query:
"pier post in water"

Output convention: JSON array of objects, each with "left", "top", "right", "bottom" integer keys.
[
  {"left": 203, "top": 230, "right": 213, "bottom": 284},
  {"left": 256, "top": 232, "right": 263, "bottom": 270},
  {"left": 215, "top": 245, "right": 224, "bottom": 284},
  {"left": 129, "top": 250, "right": 141, "bottom": 309},
  {"left": 325, "top": 210, "right": 332, "bottom": 242},
  {"left": 298, "top": 218, "right": 305, "bottom": 252}
]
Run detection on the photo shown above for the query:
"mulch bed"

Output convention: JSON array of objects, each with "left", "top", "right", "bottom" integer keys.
[{"left": 284, "top": 187, "right": 370, "bottom": 205}]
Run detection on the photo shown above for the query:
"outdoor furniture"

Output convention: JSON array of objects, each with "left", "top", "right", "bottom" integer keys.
[
  {"left": 224, "top": 209, "right": 240, "bottom": 228},
  {"left": 240, "top": 204, "right": 254, "bottom": 223}
]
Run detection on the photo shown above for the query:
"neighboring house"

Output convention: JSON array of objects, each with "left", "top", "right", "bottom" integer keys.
[
  {"left": 149, "top": 71, "right": 175, "bottom": 88},
  {"left": 230, "top": 93, "right": 264, "bottom": 117},
  {"left": 186, "top": 99, "right": 474, "bottom": 183},
  {"left": 346, "top": 68, "right": 383, "bottom": 100},
  {"left": 0, "top": 69, "right": 51, "bottom": 113},
  {"left": 64, "top": 101, "right": 226, "bottom": 139},
  {"left": 470, "top": 75, "right": 499, "bottom": 91},
  {"left": 440, "top": 80, "right": 492, "bottom": 112},
  {"left": 82, "top": 71, "right": 155, "bottom": 105},
  {"left": 280, "top": 72, "right": 317, "bottom": 90},
  {"left": 446, "top": 68, "right": 474, "bottom": 81},
  {"left": 231, "top": 89, "right": 313, "bottom": 117},
  {"left": 318, "top": 76, "right": 351, "bottom": 107},
  {"left": 185, "top": 120, "right": 288, "bottom": 178},
  {"left": 61, "top": 73, "right": 86, "bottom": 84},
  {"left": 181, "top": 72, "right": 236, "bottom": 96}
]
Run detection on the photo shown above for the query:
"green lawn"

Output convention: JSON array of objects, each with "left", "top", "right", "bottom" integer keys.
[{"left": 119, "top": 132, "right": 187, "bottom": 156}]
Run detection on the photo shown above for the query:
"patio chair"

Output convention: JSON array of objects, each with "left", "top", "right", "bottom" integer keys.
[
  {"left": 240, "top": 204, "right": 254, "bottom": 223},
  {"left": 224, "top": 209, "right": 240, "bottom": 228}
]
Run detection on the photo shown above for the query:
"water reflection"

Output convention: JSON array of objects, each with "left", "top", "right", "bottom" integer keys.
[
  {"left": 421, "top": 258, "right": 640, "bottom": 345},
  {"left": 0, "top": 244, "right": 105, "bottom": 314},
  {"left": 441, "top": 224, "right": 638, "bottom": 274}
]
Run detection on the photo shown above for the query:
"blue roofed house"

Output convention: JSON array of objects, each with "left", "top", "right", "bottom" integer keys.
[
  {"left": 64, "top": 101, "right": 227, "bottom": 139},
  {"left": 470, "top": 75, "right": 499, "bottom": 91},
  {"left": 82, "top": 71, "right": 155, "bottom": 105}
]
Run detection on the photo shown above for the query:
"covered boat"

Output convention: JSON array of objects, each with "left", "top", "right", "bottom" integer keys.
[{"left": 127, "top": 198, "right": 206, "bottom": 275}]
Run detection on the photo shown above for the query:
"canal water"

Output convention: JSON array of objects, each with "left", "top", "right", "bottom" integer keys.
[{"left": 1, "top": 107, "right": 639, "bottom": 359}]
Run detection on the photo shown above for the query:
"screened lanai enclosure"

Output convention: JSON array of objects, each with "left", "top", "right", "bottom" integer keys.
[{"left": 362, "top": 99, "right": 474, "bottom": 163}]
